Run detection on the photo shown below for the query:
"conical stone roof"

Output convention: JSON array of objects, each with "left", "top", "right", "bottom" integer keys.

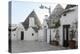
[
  {"left": 50, "top": 4, "right": 64, "bottom": 19},
  {"left": 22, "top": 10, "right": 41, "bottom": 31}
]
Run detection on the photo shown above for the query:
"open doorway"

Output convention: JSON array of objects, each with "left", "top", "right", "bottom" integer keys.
[
  {"left": 63, "top": 25, "right": 70, "bottom": 47},
  {"left": 21, "top": 31, "right": 24, "bottom": 40}
]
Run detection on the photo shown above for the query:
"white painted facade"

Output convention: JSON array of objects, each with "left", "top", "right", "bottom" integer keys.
[
  {"left": 16, "top": 23, "right": 25, "bottom": 40},
  {"left": 41, "top": 19, "right": 58, "bottom": 43},
  {"left": 47, "top": 28, "right": 59, "bottom": 43},
  {"left": 38, "top": 18, "right": 48, "bottom": 42},
  {"left": 38, "top": 29, "right": 44, "bottom": 41},
  {"left": 59, "top": 6, "right": 78, "bottom": 46},
  {"left": 11, "top": 24, "right": 18, "bottom": 40},
  {"left": 29, "top": 17, "right": 36, "bottom": 27},
  {"left": 10, "top": 23, "right": 25, "bottom": 40},
  {"left": 40, "top": 18, "right": 59, "bottom": 43},
  {"left": 11, "top": 31, "right": 17, "bottom": 40},
  {"left": 24, "top": 27, "right": 38, "bottom": 41}
]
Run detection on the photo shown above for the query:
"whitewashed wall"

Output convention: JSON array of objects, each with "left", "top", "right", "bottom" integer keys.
[
  {"left": 44, "top": 29, "right": 47, "bottom": 41},
  {"left": 24, "top": 27, "right": 38, "bottom": 41},
  {"left": 29, "top": 17, "right": 36, "bottom": 27},
  {"left": 11, "top": 24, "right": 18, "bottom": 40},
  {"left": 11, "top": 31, "right": 17, "bottom": 40},
  {"left": 16, "top": 23, "right": 25, "bottom": 40},
  {"left": 42, "top": 19, "right": 48, "bottom": 28},
  {"left": 60, "top": 7, "right": 78, "bottom": 25},
  {"left": 51, "top": 29, "right": 57, "bottom": 40},
  {"left": 40, "top": 19, "right": 48, "bottom": 42},
  {"left": 38, "top": 29, "right": 48, "bottom": 42},
  {"left": 58, "top": 26, "right": 63, "bottom": 46},
  {"left": 38, "top": 29, "right": 44, "bottom": 41},
  {"left": 47, "top": 29, "right": 57, "bottom": 43},
  {"left": 11, "top": 23, "right": 38, "bottom": 41},
  {"left": 47, "top": 29, "right": 50, "bottom": 43}
]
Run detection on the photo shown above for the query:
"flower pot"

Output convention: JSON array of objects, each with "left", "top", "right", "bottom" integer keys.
[
  {"left": 50, "top": 40, "right": 59, "bottom": 46},
  {"left": 68, "top": 40, "right": 76, "bottom": 49}
]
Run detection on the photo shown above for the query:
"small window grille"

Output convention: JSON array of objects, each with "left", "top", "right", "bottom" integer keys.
[{"left": 32, "top": 33, "right": 34, "bottom": 36}]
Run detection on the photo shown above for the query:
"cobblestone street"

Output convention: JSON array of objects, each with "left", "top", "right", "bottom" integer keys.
[{"left": 11, "top": 40, "right": 68, "bottom": 53}]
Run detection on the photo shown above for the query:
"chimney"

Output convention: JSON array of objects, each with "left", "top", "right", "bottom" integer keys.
[
  {"left": 29, "top": 17, "right": 35, "bottom": 27},
  {"left": 45, "top": 15, "right": 48, "bottom": 19}
]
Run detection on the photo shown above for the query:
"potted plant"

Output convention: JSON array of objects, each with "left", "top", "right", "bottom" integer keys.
[
  {"left": 51, "top": 29, "right": 60, "bottom": 46},
  {"left": 69, "top": 28, "right": 76, "bottom": 49},
  {"left": 50, "top": 19, "right": 60, "bottom": 46},
  {"left": 47, "top": 19, "right": 60, "bottom": 46}
]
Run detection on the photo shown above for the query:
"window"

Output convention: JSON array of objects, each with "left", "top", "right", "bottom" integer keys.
[
  {"left": 32, "top": 33, "right": 34, "bottom": 36},
  {"left": 63, "top": 14, "right": 67, "bottom": 16},
  {"left": 14, "top": 34, "right": 15, "bottom": 36}
]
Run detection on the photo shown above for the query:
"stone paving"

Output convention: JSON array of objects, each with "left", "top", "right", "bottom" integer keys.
[{"left": 11, "top": 40, "right": 68, "bottom": 53}]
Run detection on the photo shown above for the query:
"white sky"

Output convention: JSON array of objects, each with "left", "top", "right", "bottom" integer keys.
[{"left": 12, "top": 1, "right": 67, "bottom": 24}]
